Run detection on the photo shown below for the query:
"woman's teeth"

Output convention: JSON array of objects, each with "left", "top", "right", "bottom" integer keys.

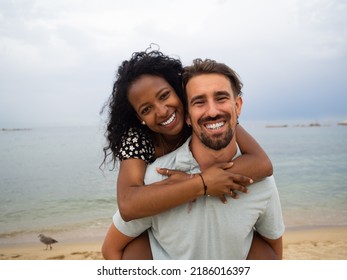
[{"left": 161, "top": 113, "right": 176, "bottom": 126}]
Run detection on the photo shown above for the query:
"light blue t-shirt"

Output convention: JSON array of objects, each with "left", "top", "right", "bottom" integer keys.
[{"left": 114, "top": 137, "right": 285, "bottom": 259}]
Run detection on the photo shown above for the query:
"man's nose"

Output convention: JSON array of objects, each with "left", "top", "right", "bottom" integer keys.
[{"left": 206, "top": 101, "right": 219, "bottom": 118}]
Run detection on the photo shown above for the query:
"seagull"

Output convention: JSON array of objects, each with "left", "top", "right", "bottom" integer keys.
[{"left": 38, "top": 234, "right": 58, "bottom": 250}]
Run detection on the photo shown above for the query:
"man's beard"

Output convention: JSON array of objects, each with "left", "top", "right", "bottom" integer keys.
[
  {"left": 200, "top": 126, "right": 234, "bottom": 150},
  {"left": 198, "top": 114, "right": 234, "bottom": 151}
]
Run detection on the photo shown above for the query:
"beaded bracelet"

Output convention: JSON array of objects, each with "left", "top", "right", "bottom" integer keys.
[{"left": 198, "top": 173, "right": 207, "bottom": 196}]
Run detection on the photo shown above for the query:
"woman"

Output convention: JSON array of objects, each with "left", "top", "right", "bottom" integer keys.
[{"left": 101, "top": 49, "right": 273, "bottom": 259}]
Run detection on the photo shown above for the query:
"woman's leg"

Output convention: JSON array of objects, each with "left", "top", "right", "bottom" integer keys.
[
  {"left": 247, "top": 231, "right": 278, "bottom": 260},
  {"left": 122, "top": 231, "right": 153, "bottom": 260}
]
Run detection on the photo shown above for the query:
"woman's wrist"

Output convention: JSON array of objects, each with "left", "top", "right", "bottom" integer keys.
[
  {"left": 190, "top": 173, "right": 207, "bottom": 197},
  {"left": 198, "top": 173, "right": 207, "bottom": 195}
]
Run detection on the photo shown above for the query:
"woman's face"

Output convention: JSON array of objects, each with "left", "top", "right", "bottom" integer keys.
[{"left": 128, "top": 74, "right": 185, "bottom": 137}]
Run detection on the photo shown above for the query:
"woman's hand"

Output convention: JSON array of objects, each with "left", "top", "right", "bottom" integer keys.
[
  {"left": 156, "top": 167, "right": 192, "bottom": 184},
  {"left": 157, "top": 162, "right": 252, "bottom": 201},
  {"left": 157, "top": 167, "right": 227, "bottom": 203},
  {"left": 201, "top": 162, "right": 252, "bottom": 198}
]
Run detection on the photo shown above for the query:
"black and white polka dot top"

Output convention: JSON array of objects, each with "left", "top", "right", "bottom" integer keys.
[{"left": 117, "top": 127, "right": 155, "bottom": 165}]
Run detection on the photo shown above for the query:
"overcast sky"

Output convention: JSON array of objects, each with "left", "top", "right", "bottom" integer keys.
[{"left": 1, "top": 0, "right": 346, "bottom": 128}]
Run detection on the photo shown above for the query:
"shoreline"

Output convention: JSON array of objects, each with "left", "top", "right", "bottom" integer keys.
[
  {"left": 283, "top": 225, "right": 347, "bottom": 260},
  {"left": 0, "top": 226, "right": 346, "bottom": 260}
]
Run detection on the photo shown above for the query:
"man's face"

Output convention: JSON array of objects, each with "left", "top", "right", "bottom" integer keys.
[{"left": 185, "top": 73, "right": 242, "bottom": 150}]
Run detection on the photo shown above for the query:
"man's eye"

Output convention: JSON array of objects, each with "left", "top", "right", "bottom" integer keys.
[
  {"left": 216, "top": 96, "right": 229, "bottom": 102},
  {"left": 193, "top": 100, "right": 204, "bottom": 106}
]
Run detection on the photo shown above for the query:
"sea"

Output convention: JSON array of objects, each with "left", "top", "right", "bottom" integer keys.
[{"left": 0, "top": 122, "right": 346, "bottom": 246}]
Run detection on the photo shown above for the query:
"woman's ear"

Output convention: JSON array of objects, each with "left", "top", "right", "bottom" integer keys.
[{"left": 135, "top": 113, "right": 146, "bottom": 125}]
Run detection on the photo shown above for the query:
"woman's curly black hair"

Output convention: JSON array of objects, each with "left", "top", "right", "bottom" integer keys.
[{"left": 101, "top": 49, "right": 186, "bottom": 167}]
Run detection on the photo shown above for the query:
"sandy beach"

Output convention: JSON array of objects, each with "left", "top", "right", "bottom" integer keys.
[{"left": 0, "top": 226, "right": 346, "bottom": 260}]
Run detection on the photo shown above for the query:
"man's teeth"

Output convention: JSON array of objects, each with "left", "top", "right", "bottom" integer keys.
[
  {"left": 161, "top": 113, "right": 176, "bottom": 126},
  {"left": 205, "top": 122, "right": 225, "bottom": 130}
]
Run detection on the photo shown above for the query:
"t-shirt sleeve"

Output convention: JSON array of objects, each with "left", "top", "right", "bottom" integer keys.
[
  {"left": 255, "top": 179, "right": 285, "bottom": 240},
  {"left": 117, "top": 128, "right": 155, "bottom": 164},
  {"left": 113, "top": 210, "right": 152, "bottom": 237}
]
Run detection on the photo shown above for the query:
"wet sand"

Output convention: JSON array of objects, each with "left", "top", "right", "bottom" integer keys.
[{"left": 1, "top": 226, "right": 346, "bottom": 260}]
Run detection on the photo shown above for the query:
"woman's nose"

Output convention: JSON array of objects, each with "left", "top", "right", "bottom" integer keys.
[{"left": 156, "top": 103, "right": 169, "bottom": 117}]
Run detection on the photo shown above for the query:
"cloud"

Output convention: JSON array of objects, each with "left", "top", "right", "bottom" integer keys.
[{"left": 0, "top": 0, "right": 346, "bottom": 127}]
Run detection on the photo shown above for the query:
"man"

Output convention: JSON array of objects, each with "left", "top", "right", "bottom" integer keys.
[{"left": 102, "top": 59, "right": 285, "bottom": 259}]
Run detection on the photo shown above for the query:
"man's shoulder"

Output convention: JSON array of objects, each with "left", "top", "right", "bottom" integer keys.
[
  {"left": 144, "top": 147, "right": 181, "bottom": 183},
  {"left": 251, "top": 175, "right": 277, "bottom": 191},
  {"left": 145, "top": 139, "right": 192, "bottom": 184},
  {"left": 147, "top": 152, "right": 177, "bottom": 171},
  {"left": 148, "top": 138, "right": 191, "bottom": 169},
  {"left": 243, "top": 175, "right": 279, "bottom": 203}
]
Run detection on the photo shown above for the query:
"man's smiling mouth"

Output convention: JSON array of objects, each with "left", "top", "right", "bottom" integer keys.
[{"left": 205, "top": 121, "right": 225, "bottom": 130}]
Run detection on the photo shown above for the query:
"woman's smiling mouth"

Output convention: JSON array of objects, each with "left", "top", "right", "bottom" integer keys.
[{"left": 160, "top": 112, "right": 176, "bottom": 126}]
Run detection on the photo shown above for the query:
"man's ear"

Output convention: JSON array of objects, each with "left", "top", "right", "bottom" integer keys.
[
  {"left": 186, "top": 114, "right": 192, "bottom": 127},
  {"left": 235, "top": 96, "right": 243, "bottom": 117}
]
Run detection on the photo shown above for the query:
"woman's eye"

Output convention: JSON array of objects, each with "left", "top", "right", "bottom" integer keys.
[
  {"left": 141, "top": 106, "right": 151, "bottom": 115},
  {"left": 159, "top": 91, "right": 170, "bottom": 100}
]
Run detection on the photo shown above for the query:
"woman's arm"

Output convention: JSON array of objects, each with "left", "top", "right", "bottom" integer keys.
[
  {"left": 117, "top": 159, "right": 251, "bottom": 221},
  {"left": 233, "top": 125, "right": 273, "bottom": 181},
  {"left": 117, "top": 125, "right": 271, "bottom": 221}
]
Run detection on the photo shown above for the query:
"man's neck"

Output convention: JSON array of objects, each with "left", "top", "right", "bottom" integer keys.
[{"left": 190, "top": 135, "right": 237, "bottom": 171}]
